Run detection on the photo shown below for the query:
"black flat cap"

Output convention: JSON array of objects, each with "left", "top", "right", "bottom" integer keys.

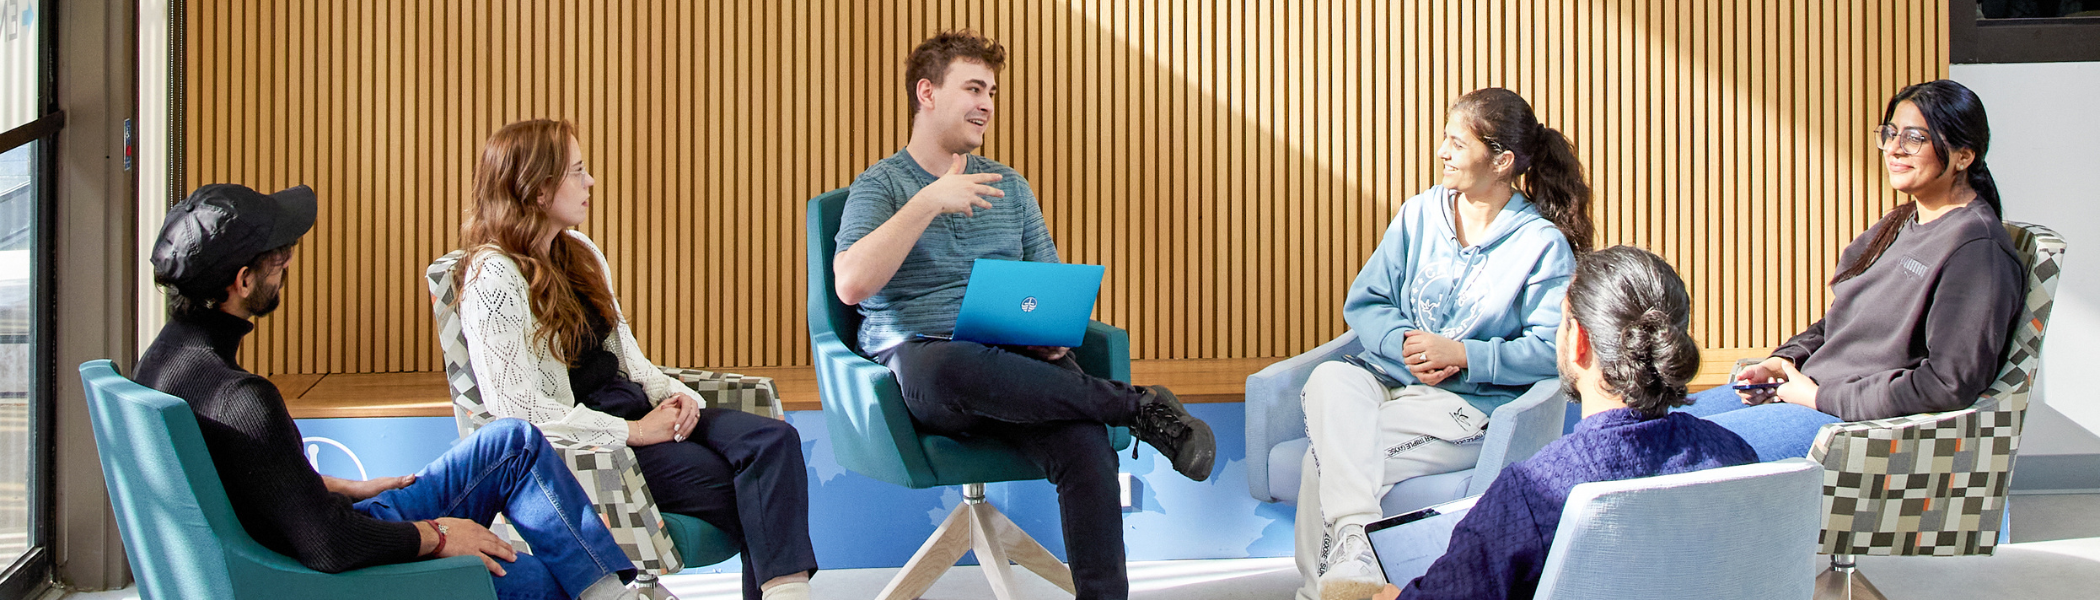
[{"left": 150, "top": 183, "right": 318, "bottom": 297}]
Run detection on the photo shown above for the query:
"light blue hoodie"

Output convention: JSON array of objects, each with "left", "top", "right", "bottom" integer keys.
[{"left": 1345, "top": 186, "right": 1575, "bottom": 414}]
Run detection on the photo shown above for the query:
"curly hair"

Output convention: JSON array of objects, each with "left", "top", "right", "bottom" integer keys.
[{"left": 904, "top": 29, "right": 1008, "bottom": 122}]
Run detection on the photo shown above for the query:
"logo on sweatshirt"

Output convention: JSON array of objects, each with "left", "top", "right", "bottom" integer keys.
[
  {"left": 1900, "top": 256, "right": 1930, "bottom": 279},
  {"left": 1021, "top": 296, "right": 1038, "bottom": 312}
]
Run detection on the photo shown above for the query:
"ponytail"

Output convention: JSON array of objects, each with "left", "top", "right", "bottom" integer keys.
[
  {"left": 1522, "top": 126, "right": 1596, "bottom": 254},
  {"left": 1969, "top": 159, "right": 2003, "bottom": 217},
  {"left": 1452, "top": 88, "right": 1596, "bottom": 254}
]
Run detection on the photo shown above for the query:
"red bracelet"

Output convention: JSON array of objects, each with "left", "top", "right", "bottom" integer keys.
[{"left": 426, "top": 520, "right": 448, "bottom": 557}]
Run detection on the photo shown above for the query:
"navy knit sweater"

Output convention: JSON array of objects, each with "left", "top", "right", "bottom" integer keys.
[{"left": 1399, "top": 408, "right": 1757, "bottom": 599}]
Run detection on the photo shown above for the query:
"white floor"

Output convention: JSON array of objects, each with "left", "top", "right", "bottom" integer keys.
[{"left": 53, "top": 494, "right": 2100, "bottom": 600}]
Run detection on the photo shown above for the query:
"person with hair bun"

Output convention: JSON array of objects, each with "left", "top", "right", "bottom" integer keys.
[
  {"left": 1370, "top": 246, "right": 1757, "bottom": 600},
  {"left": 1299, "top": 88, "right": 1593, "bottom": 600},
  {"left": 1681, "top": 80, "right": 2025, "bottom": 462}
]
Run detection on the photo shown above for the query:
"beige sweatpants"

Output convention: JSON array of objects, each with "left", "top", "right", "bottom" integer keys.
[{"left": 1292, "top": 361, "right": 1490, "bottom": 600}]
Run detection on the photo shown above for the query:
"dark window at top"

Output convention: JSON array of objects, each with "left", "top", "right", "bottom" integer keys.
[
  {"left": 1953, "top": 0, "right": 2100, "bottom": 63},
  {"left": 1980, "top": 0, "right": 2100, "bottom": 19}
]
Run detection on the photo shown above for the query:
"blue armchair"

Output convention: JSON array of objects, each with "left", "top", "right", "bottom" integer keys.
[
  {"left": 807, "top": 188, "right": 1131, "bottom": 599},
  {"left": 80, "top": 359, "right": 496, "bottom": 600},
  {"left": 1245, "top": 331, "right": 1567, "bottom": 516}
]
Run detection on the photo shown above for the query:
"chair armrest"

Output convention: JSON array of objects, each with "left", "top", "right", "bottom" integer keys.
[
  {"left": 1076, "top": 320, "right": 1134, "bottom": 451},
  {"left": 660, "top": 366, "right": 786, "bottom": 420},
  {"left": 1076, "top": 320, "right": 1132, "bottom": 382},
  {"left": 812, "top": 331, "right": 939, "bottom": 488},
  {"left": 1245, "top": 332, "right": 1362, "bottom": 502},
  {"left": 1465, "top": 380, "right": 1568, "bottom": 497},
  {"left": 1807, "top": 405, "right": 1988, "bottom": 469},
  {"left": 228, "top": 551, "right": 497, "bottom": 599}
]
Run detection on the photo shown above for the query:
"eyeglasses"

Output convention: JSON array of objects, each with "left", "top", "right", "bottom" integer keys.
[{"left": 1874, "top": 125, "right": 1933, "bottom": 155}]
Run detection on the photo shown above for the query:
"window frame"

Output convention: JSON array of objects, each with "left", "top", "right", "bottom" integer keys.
[
  {"left": 1952, "top": 0, "right": 2100, "bottom": 64},
  {"left": 0, "top": 0, "right": 62, "bottom": 595}
]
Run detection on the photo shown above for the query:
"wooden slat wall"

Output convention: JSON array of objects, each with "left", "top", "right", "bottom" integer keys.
[{"left": 185, "top": 1, "right": 1945, "bottom": 375}]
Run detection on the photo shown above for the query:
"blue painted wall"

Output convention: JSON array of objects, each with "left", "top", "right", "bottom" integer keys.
[{"left": 293, "top": 402, "right": 1296, "bottom": 573}]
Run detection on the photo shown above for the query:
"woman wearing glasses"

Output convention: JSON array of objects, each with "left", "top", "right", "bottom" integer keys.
[
  {"left": 454, "top": 120, "right": 816, "bottom": 600},
  {"left": 1679, "top": 80, "right": 2025, "bottom": 462}
]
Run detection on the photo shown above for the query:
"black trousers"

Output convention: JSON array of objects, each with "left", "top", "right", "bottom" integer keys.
[
  {"left": 875, "top": 337, "right": 1148, "bottom": 600},
  {"left": 582, "top": 382, "right": 817, "bottom": 600}
]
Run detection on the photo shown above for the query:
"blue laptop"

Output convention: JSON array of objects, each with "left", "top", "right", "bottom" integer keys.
[{"left": 950, "top": 259, "right": 1106, "bottom": 347}]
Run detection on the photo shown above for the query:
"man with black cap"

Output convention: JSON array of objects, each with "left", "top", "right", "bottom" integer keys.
[{"left": 136, "top": 183, "right": 643, "bottom": 600}]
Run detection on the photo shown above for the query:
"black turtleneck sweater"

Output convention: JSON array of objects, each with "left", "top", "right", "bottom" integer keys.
[{"left": 134, "top": 310, "right": 421, "bottom": 573}]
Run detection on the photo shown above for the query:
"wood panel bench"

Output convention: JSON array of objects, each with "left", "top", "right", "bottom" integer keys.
[{"left": 274, "top": 348, "right": 1775, "bottom": 419}]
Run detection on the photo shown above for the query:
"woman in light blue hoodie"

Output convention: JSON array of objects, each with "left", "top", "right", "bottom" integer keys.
[{"left": 1298, "top": 88, "right": 1592, "bottom": 600}]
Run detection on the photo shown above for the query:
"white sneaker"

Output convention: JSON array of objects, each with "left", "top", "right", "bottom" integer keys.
[{"left": 1317, "top": 524, "right": 1387, "bottom": 600}]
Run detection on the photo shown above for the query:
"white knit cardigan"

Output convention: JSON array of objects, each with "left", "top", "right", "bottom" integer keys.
[{"left": 456, "top": 230, "right": 693, "bottom": 448}]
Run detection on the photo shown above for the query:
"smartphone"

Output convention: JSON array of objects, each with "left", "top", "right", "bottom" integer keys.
[
  {"left": 1339, "top": 354, "right": 1409, "bottom": 389},
  {"left": 1731, "top": 381, "right": 1784, "bottom": 391}
]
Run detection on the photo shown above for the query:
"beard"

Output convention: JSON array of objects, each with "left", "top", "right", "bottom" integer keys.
[
  {"left": 244, "top": 278, "right": 284, "bottom": 317},
  {"left": 1556, "top": 346, "right": 1583, "bottom": 405}
]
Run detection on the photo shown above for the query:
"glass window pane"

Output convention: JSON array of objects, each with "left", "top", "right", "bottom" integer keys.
[
  {"left": 1981, "top": 0, "right": 2100, "bottom": 19},
  {"left": 0, "top": 0, "right": 39, "bottom": 131},
  {"left": 0, "top": 141, "right": 30, "bottom": 564}
]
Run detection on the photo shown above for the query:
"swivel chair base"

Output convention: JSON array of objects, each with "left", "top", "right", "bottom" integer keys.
[
  {"left": 878, "top": 483, "right": 1076, "bottom": 600},
  {"left": 632, "top": 572, "right": 679, "bottom": 600},
  {"left": 1814, "top": 555, "right": 1887, "bottom": 600}
]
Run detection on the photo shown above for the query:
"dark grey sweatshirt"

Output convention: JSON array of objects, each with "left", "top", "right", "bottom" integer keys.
[{"left": 1772, "top": 201, "right": 2025, "bottom": 422}]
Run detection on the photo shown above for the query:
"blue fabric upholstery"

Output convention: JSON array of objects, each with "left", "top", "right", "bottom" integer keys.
[
  {"left": 80, "top": 360, "right": 496, "bottom": 600},
  {"left": 1245, "top": 331, "right": 1568, "bottom": 516},
  {"left": 1533, "top": 459, "right": 1823, "bottom": 600},
  {"left": 805, "top": 189, "right": 1129, "bottom": 490},
  {"left": 659, "top": 512, "right": 736, "bottom": 568}
]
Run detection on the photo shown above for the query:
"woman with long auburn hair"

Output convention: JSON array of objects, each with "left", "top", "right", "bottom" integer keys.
[
  {"left": 455, "top": 119, "right": 815, "bottom": 600},
  {"left": 1681, "top": 80, "right": 2025, "bottom": 462},
  {"left": 1297, "top": 88, "right": 1591, "bottom": 600}
]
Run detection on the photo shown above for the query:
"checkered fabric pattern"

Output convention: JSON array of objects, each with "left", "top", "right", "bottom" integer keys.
[
  {"left": 426, "top": 250, "right": 785, "bottom": 573},
  {"left": 1809, "top": 221, "right": 2064, "bottom": 557}
]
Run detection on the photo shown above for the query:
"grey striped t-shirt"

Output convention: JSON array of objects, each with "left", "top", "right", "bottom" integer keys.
[{"left": 837, "top": 149, "right": 1060, "bottom": 354}]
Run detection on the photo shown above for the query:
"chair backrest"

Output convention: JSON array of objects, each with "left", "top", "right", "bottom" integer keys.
[
  {"left": 1466, "top": 380, "right": 1569, "bottom": 497},
  {"left": 1534, "top": 459, "right": 1824, "bottom": 600},
  {"left": 426, "top": 250, "right": 498, "bottom": 438},
  {"left": 1974, "top": 221, "right": 2067, "bottom": 425},
  {"left": 806, "top": 188, "right": 863, "bottom": 352},
  {"left": 81, "top": 359, "right": 283, "bottom": 599}
]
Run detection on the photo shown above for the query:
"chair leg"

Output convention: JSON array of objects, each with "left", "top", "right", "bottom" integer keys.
[
  {"left": 877, "top": 500, "right": 976, "bottom": 600},
  {"left": 875, "top": 483, "right": 1078, "bottom": 600},
  {"left": 984, "top": 504, "right": 1077, "bottom": 594},
  {"left": 632, "top": 572, "right": 682, "bottom": 600},
  {"left": 968, "top": 501, "right": 1022, "bottom": 600},
  {"left": 1814, "top": 554, "right": 1888, "bottom": 600}
]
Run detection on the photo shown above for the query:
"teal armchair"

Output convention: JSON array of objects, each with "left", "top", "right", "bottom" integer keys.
[
  {"left": 806, "top": 188, "right": 1130, "bottom": 599},
  {"left": 80, "top": 359, "right": 496, "bottom": 600}
]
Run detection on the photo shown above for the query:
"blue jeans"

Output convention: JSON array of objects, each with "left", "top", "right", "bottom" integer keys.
[
  {"left": 355, "top": 419, "right": 636, "bottom": 600},
  {"left": 1678, "top": 386, "right": 1841, "bottom": 462}
]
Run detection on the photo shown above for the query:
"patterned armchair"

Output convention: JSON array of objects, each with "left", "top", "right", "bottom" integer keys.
[
  {"left": 425, "top": 250, "right": 784, "bottom": 593},
  {"left": 1809, "top": 221, "right": 2065, "bottom": 599}
]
